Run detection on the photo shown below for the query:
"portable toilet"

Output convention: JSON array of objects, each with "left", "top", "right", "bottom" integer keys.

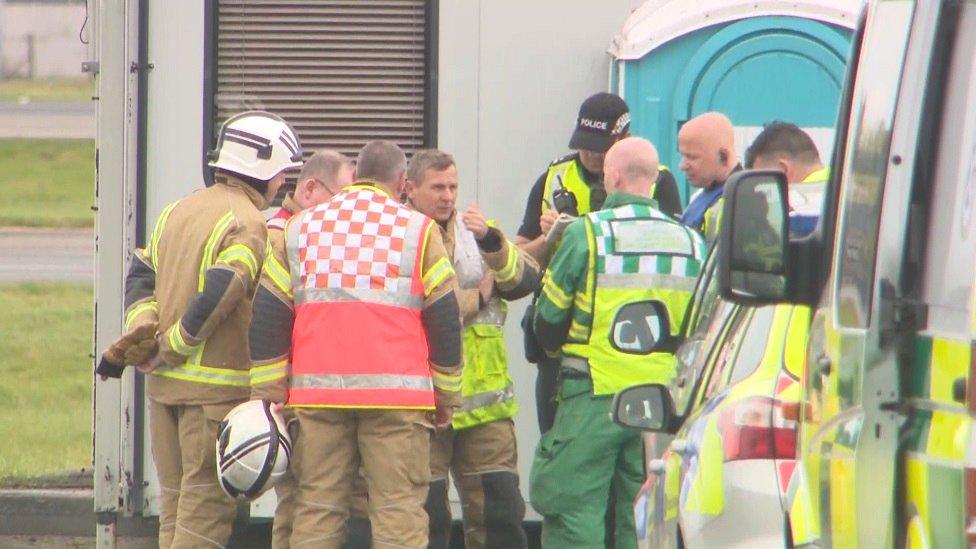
[{"left": 610, "top": 0, "right": 861, "bottom": 203}]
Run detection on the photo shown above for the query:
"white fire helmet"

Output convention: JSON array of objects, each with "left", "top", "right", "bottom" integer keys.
[
  {"left": 216, "top": 400, "right": 292, "bottom": 500},
  {"left": 208, "top": 111, "right": 303, "bottom": 182}
]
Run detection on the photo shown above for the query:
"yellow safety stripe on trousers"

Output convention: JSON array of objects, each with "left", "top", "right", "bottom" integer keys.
[
  {"left": 263, "top": 254, "right": 293, "bottom": 299},
  {"left": 216, "top": 243, "right": 259, "bottom": 281},
  {"left": 165, "top": 322, "right": 199, "bottom": 357},
  {"left": 153, "top": 362, "right": 250, "bottom": 387},
  {"left": 540, "top": 271, "right": 572, "bottom": 310},
  {"left": 430, "top": 369, "right": 462, "bottom": 392},
  {"left": 250, "top": 360, "right": 288, "bottom": 385},
  {"left": 149, "top": 202, "right": 179, "bottom": 271},
  {"left": 198, "top": 212, "right": 236, "bottom": 292},
  {"left": 125, "top": 300, "right": 158, "bottom": 331},
  {"left": 495, "top": 244, "right": 519, "bottom": 284},
  {"left": 423, "top": 256, "right": 454, "bottom": 296}
]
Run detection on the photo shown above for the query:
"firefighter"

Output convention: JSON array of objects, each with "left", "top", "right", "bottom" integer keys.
[
  {"left": 403, "top": 149, "right": 539, "bottom": 549},
  {"left": 678, "top": 111, "right": 741, "bottom": 243},
  {"left": 530, "top": 137, "right": 706, "bottom": 547},
  {"left": 257, "top": 140, "right": 464, "bottom": 548},
  {"left": 112, "top": 110, "right": 302, "bottom": 547},
  {"left": 516, "top": 92, "right": 680, "bottom": 434},
  {"left": 247, "top": 149, "right": 353, "bottom": 548}
]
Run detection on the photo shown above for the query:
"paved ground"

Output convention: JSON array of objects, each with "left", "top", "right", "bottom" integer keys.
[
  {"left": 0, "top": 101, "right": 95, "bottom": 139},
  {"left": 0, "top": 228, "right": 93, "bottom": 282}
]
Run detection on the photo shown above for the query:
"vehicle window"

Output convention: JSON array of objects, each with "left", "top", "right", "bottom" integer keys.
[
  {"left": 726, "top": 305, "right": 777, "bottom": 386},
  {"left": 834, "top": 2, "right": 916, "bottom": 328},
  {"left": 685, "top": 243, "right": 720, "bottom": 335},
  {"left": 671, "top": 299, "right": 737, "bottom": 414},
  {"left": 698, "top": 308, "right": 753, "bottom": 401},
  {"left": 920, "top": 3, "right": 976, "bottom": 336}
]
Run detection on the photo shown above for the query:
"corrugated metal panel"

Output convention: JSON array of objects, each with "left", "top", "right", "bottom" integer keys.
[{"left": 216, "top": 0, "right": 428, "bottom": 158}]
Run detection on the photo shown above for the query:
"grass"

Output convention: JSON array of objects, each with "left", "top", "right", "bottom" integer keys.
[
  {"left": 0, "top": 77, "right": 94, "bottom": 103},
  {"left": 0, "top": 138, "right": 94, "bottom": 228},
  {"left": 0, "top": 283, "right": 93, "bottom": 482}
]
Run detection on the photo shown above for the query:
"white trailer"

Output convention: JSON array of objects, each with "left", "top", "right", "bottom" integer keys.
[{"left": 90, "top": 0, "right": 644, "bottom": 543}]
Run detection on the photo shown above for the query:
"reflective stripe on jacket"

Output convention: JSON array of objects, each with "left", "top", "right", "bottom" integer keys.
[{"left": 286, "top": 184, "right": 436, "bottom": 409}]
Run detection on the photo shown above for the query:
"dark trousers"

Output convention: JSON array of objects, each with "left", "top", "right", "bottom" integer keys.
[{"left": 534, "top": 356, "right": 561, "bottom": 434}]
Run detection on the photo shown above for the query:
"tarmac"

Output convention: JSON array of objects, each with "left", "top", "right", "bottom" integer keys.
[
  {"left": 0, "top": 101, "right": 95, "bottom": 139},
  {"left": 0, "top": 227, "right": 93, "bottom": 283}
]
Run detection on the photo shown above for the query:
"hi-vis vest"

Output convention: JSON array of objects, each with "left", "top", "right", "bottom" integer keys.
[
  {"left": 562, "top": 202, "right": 706, "bottom": 396},
  {"left": 541, "top": 155, "right": 669, "bottom": 217},
  {"left": 451, "top": 222, "right": 517, "bottom": 429},
  {"left": 286, "top": 184, "right": 436, "bottom": 409}
]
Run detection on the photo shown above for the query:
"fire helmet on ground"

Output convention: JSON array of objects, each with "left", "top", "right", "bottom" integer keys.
[
  {"left": 208, "top": 110, "right": 303, "bottom": 181},
  {"left": 216, "top": 399, "right": 292, "bottom": 500}
]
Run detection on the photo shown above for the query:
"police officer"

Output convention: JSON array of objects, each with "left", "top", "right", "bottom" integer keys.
[
  {"left": 111, "top": 110, "right": 301, "bottom": 547},
  {"left": 404, "top": 149, "right": 539, "bottom": 549},
  {"left": 530, "top": 137, "right": 706, "bottom": 547},
  {"left": 516, "top": 92, "right": 680, "bottom": 433},
  {"left": 677, "top": 111, "right": 741, "bottom": 243}
]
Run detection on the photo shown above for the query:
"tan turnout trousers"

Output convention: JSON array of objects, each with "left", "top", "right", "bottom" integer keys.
[
  {"left": 150, "top": 399, "right": 241, "bottom": 548},
  {"left": 289, "top": 408, "right": 432, "bottom": 548}
]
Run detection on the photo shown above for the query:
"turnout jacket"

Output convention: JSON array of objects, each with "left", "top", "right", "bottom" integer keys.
[{"left": 124, "top": 175, "right": 270, "bottom": 405}]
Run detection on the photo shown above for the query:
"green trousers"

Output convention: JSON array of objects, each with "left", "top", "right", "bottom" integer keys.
[{"left": 529, "top": 377, "right": 644, "bottom": 549}]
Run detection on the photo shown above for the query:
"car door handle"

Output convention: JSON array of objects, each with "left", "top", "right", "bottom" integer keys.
[
  {"left": 816, "top": 354, "right": 832, "bottom": 376},
  {"left": 670, "top": 439, "right": 689, "bottom": 454},
  {"left": 647, "top": 459, "right": 666, "bottom": 475}
]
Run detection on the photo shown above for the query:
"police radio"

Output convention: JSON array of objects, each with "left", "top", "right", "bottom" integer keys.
[{"left": 551, "top": 174, "right": 579, "bottom": 216}]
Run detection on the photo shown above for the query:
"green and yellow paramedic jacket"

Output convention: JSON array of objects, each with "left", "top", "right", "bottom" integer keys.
[
  {"left": 123, "top": 175, "right": 269, "bottom": 405},
  {"left": 533, "top": 192, "right": 707, "bottom": 396},
  {"left": 441, "top": 212, "right": 540, "bottom": 429}
]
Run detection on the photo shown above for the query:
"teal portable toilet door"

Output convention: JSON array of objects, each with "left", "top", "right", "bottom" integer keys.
[{"left": 672, "top": 17, "right": 850, "bottom": 178}]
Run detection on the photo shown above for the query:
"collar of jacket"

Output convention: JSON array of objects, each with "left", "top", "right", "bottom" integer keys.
[
  {"left": 215, "top": 174, "right": 270, "bottom": 210},
  {"left": 348, "top": 179, "right": 398, "bottom": 199},
  {"left": 602, "top": 191, "right": 658, "bottom": 210},
  {"left": 281, "top": 191, "right": 301, "bottom": 216}
]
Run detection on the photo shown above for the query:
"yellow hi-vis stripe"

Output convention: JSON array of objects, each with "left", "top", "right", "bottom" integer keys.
[
  {"left": 431, "top": 370, "right": 462, "bottom": 392},
  {"left": 216, "top": 243, "right": 259, "bottom": 281},
  {"left": 125, "top": 300, "right": 158, "bottom": 331},
  {"left": 540, "top": 272, "right": 572, "bottom": 310},
  {"left": 165, "top": 323, "right": 198, "bottom": 357},
  {"left": 149, "top": 202, "right": 179, "bottom": 271},
  {"left": 153, "top": 362, "right": 250, "bottom": 387},
  {"left": 263, "top": 254, "right": 293, "bottom": 298},
  {"left": 250, "top": 360, "right": 288, "bottom": 385},
  {"left": 199, "top": 212, "right": 236, "bottom": 291},
  {"left": 423, "top": 257, "right": 454, "bottom": 296},
  {"left": 496, "top": 244, "right": 519, "bottom": 284},
  {"left": 574, "top": 291, "right": 593, "bottom": 314}
]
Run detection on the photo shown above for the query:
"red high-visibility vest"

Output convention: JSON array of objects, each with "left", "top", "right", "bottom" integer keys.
[{"left": 286, "top": 183, "right": 435, "bottom": 409}]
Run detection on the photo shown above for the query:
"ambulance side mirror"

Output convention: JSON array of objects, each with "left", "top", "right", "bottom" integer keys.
[
  {"left": 718, "top": 170, "right": 790, "bottom": 305},
  {"left": 612, "top": 384, "right": 679, "bottom": 434}
]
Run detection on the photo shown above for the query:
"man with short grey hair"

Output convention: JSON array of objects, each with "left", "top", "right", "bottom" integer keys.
[{"left": 263, "top": 140, "right": 464, "bottom": 548}]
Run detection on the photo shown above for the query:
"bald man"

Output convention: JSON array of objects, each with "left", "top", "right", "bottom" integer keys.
[
  {"left": 530, "top": 137, "right": 706, "bottom": 547},
  {"left": 677, "top": 112, "right": 741, "bottom": 242}
]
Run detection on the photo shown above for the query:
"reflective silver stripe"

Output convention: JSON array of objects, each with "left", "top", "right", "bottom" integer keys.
[
  {"left": 468, "top": 297, "right": 507, "bottom": 327},
  {"left": 294, "top": 286, "right": 423, "bottom": 309},
  {"left": 595, "top": 272, "right": 697, "bottom": 292},
  {"left": 460, "top": 382, "right": 516, "bottom": 413},
  {"left": 291, "top": 373, "right": 433, "bottom": 391},
  {"left": 561, "top": 356, "right": 590, "bottom": 374}
]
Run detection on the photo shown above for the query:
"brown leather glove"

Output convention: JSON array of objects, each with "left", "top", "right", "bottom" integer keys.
[{"left": 102, "top": 322, "right": 159, "bottom": 366}]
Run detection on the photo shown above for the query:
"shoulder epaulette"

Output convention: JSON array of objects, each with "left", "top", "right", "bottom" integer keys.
[{"left": 548, "top": 152, "right": 579, "bottom": 168}]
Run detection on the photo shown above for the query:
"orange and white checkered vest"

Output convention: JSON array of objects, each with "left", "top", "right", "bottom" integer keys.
[{"left": 285, "top": 183, "right": 435, "bottom": 409}]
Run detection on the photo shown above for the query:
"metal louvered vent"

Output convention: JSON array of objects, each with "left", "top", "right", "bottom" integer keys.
[{"left": 215, "top": 0, "right": 430, "bottom": 160}]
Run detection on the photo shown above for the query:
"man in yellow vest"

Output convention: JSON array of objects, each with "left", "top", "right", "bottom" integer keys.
[
  {"left": 516, "top": 92, "right": 681, "bottom": 434},
  {"left": 744, "top": 121, "right": 829, "bottom": 237},
  {"left": 678, "top": 111, "right": 741, "bottom": 243},
  {"left": 103, "top": 111, "right": 302, "bottom": 547},
  {"left": 530, "top": 137, "right": 706, "bottom": 547},
  {"left": 248, "top": 148, "right": 354, "bottom": 548},
  {"left": 404, "top": 149, "right": 540, "bottom": 549}
]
